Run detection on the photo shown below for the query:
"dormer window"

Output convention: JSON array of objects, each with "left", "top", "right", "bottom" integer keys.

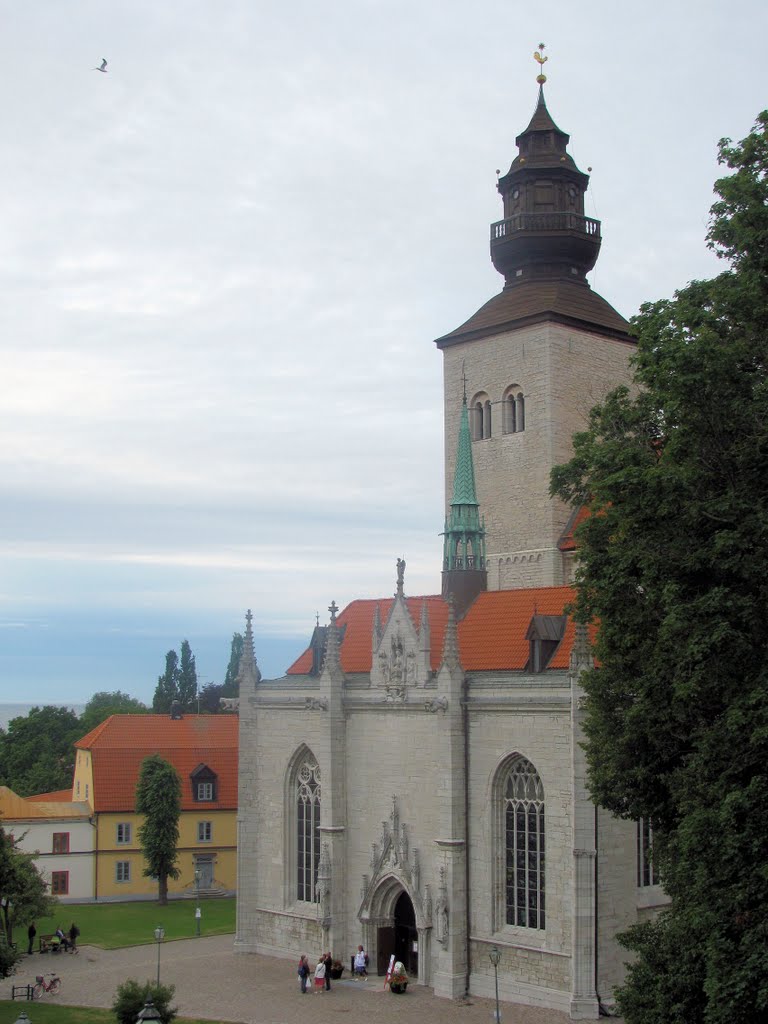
[
  {"left": 526, "top": 615, "right": 567, "bottom": 672},
  {"left": 191, "top": 763, "right": 218, "bottom": 802}
]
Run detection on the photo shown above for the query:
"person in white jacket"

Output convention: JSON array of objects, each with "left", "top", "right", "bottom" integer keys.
[{"left": 314, "top": 956, "right": 327, "bottom": 993}]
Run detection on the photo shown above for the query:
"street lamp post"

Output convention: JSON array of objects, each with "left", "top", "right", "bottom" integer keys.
[
  {"left": 195, "top": 867, "right": 201, "bottom": 937},
  {"left": 489, "top": 945, "right": 502, "bottom": 1024},
  {"left": 154, "top": 925, "right": 165, "bottom": 986}
]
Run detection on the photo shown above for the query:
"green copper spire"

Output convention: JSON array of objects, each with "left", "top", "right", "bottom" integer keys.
[
  {"left": 451, "top": 397, "right": 479, "bottom": 506},
  {"left": 442, "top": 396, "right": 487, "bottom": 595}
]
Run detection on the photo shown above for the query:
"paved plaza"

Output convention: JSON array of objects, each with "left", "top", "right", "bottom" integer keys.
[{"left": 0, "top": 935, "right": 617, "bottom": 1024}]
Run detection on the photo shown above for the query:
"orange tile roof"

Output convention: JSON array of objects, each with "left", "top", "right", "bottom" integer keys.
[
  {"left": 0, "top": 786, "right": 90, "bottom": 821},
  {"left": 287, "top": 587, "right": 579, "bottom": 675},
  {"left": 558, "top": 505, "right": 591, "bottom": 552},
  {"left": 74, "top": 715, "right": 239, "bottom": 813},
  {"left": 27, "top": 789, "right": 73, "bottom": 802}
]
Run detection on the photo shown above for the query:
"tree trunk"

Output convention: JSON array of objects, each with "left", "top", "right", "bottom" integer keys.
[{"left": 158, "top": 874, "right": 168, "bottom": 905}]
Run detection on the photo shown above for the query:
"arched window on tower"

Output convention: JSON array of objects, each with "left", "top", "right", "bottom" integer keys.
[
  {"left": 470, "top": 392, "right": 491, "bottom": 441},
  {"left": 499, "top": 755, "right": 545, "bottom": 929},
  {"left": 472, "top": 402, "right": 483, "bottom": 441},
  {"left": 503, "top": 386, "right": 526, "bottom": 434},
  {"left": 294, "top": 753, "right": 321, "bottom": 902}
]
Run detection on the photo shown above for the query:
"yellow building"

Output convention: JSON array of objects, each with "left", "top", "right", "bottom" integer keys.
[{"left": 74, "top": 711, "right": 238, "bottom": 901}]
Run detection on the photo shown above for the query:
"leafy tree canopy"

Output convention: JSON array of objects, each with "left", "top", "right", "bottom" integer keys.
[
  {"left": 0, "top": 705, "right": 80, "bottom": 796},
  {"left": 0, "top": 824, "right": 57, "bottom": 954},
  {"left": 177, "top": 639, "right": 197, "bottom": 708},
  {"left": 551, "top": 111, "right": 768, "bottom": 1024},
  {"left": 153, "top": 649, "right": 180, "bottom": 713},
  {"left": 78, "top": 690, "right": 148, "bottom": 735},
  {"left": 135, "top": 754, "right": 181, "bottom": 905},
  {"left": 222, "top": 632, "right": 244, "bottom": 697}
]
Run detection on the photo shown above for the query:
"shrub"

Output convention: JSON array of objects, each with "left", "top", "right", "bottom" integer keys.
[
  {"left": 0, "top": 938, "right": 21, "bottom": 979},
  {"left": 112, "top": 978, "right": 178, "bottom": 1024}
]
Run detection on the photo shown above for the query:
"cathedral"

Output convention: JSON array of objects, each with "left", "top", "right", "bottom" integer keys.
[{"left": 235, "top": 65, "right": 665, "bottom": 1019}]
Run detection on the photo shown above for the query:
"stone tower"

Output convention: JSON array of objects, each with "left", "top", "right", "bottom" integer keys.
[{"left": 435, "top": 63, "right": 635, "bottom": 590}]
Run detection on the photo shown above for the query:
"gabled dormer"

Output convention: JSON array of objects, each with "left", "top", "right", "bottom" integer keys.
[
  {"left": 190, "top": 763, "right": 218, "bottom": 803},
  {"left": 525, "top": 614, "right": 567, "bottom": 672}
]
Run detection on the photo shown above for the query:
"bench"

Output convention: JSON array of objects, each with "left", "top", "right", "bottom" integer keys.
[
  {"left": 39, "top": 934, "right": 61, "bottom": 953},
  {"left": 11, "top": 984, "right": 34, "bottom": 1000}
]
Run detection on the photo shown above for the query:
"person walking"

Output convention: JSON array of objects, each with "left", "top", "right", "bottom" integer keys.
[
  {"left": 298, "top": 955, "right": 310, "bottom": 993},
  {"left": 68, "top": 922, "right": 80, "bottom": 954},
  {"left": 27, "top": 922, "right": 36, "bottom": 955},
  {"left": 323, "top": 951, "right": 333, "bottom": 991},
  {"left": 314, "top": 955, "right": 326, "bottom": 993},
  {"left": 354, "top": 944, "right": 369, "bottom": 979}
]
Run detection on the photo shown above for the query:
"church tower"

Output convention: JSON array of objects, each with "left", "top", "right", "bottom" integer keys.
[{"left": 435, "top": 50, "right": 635, "bottom": 590}]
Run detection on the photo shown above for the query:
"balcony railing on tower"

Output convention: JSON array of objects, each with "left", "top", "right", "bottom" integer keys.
[{"left": 491, "top": 212, "right": 601, "bottom": 241}]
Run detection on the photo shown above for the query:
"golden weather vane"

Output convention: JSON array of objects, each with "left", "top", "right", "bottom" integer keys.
[{"left": 533, "top": 42, "right": 548, "bottom": 84}]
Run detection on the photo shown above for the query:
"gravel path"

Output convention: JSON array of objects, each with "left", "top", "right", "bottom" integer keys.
[{"left": 1, "top": 937, "right": 598, "bottom": 1024}]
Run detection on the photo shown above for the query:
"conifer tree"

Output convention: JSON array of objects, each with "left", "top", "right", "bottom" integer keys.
[
  {"left": 177, "top": 639, "right": 197, "bottom": 709},
  {"left": 221, "top": 632, "right": 244, "bottom": 697},
  {"left": 153, "top": 650, "right": 180, "bottom": 713}
]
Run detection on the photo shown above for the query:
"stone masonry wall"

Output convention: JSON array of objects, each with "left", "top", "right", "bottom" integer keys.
[{"left": 442, "top": 322, "right": 634, "bottom": 589}]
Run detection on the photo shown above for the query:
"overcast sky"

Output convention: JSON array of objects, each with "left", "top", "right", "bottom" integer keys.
[{"left": 1, "top": 0, "right": 765, "bottom": 708}]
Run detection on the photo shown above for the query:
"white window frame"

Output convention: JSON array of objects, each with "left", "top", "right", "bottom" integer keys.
[
  {"left": 197, "top": 782, "right": 214, "bottom": 801},
  {"left": 116, "top": 822, "right": 132, "bottom": 845},
  {"left": 197, "top": 821, "right": 212, "bottom": 843},
  {"left": 115, "top": 860, "right": 131, "bottom": 883}
]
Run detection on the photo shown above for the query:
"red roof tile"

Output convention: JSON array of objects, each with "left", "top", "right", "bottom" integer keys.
[
  {"left": 287, "top": 587, "right": 580, "bottom": 675},
  {"left": 75, "top": 715, "right": 238, "bottom": 813},
  {"left": 27, "top": 789, "right": 73, "bottom": 802}
]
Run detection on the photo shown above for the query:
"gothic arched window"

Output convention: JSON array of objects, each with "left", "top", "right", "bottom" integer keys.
[
  {"left": 296, "top": 755, "right": 321, "bottom": 902},
  {"left": 503, "top": 756, "right": 545, "bottom": 929}
]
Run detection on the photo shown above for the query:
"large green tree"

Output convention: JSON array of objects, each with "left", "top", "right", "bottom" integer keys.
[
  {"left": 153, "top": 649, "right": 180, "bottom": 713},
  {"left": 78, "top": 690, "right": 148, "bottom": 734},
  {"left": 0, "top": 824, "right": 57, "bottom": 956},
  {"left": 0, "top": 705, "right": 80, "bottom": 796},
  {"left": 177, "top": 639, "right": 197, "bottom": 709},
  {"left": 135, "top": 754, "right": 181, "bottom": 905},
  {"left": 551, "top": 112, "right": 768, "bottom": 1024},
  {"left": 222, "top": 632, "right": 244, "bottom": 697}
]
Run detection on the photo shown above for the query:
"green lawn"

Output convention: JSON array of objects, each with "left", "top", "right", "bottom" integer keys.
[
  {"left": 30, "top": 897, "right": 235, "bottom": 950},
  {"left": 0, "top": 1003, "right": 240, "bottom": 1024}
]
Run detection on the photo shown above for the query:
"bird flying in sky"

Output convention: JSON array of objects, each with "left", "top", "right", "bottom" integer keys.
[{"left": 93, "top": 58, "right": 108, "bottom": 73}]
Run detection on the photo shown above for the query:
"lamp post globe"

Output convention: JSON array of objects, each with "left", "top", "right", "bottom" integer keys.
[
  {"left": 137, "top": 997, "right": 163, "bottom": 1021},
  {"left": 13, "top": 1011, "right": 31, "bottom": 1024},
  {"left": 489, "top": 945, "right": 501, "bottom": 1024}
]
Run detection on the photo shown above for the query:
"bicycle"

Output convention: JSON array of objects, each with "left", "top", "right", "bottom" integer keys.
[{"left": 33, "top": 972, "right": 62, "bottom": 998}]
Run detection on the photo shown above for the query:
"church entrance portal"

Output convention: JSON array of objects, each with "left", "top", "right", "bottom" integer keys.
[
  {"left": 395, "top": 891, "right": 418, "bottom": 975},
  {"left": 376, "top": 891, "right": 418, "bottom": 977}
]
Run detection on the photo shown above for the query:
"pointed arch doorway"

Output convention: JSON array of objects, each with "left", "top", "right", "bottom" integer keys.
[{"left": 374, "top": 888, "right": 418, "bottom": 978}]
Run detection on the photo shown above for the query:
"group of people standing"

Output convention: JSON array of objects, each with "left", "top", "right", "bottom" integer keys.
[
  {"left": 26, "top": 921, "right": 80, "bottom": 954},
  {"left": 297, "top": 946, "right": 368, "bottom": 993}
]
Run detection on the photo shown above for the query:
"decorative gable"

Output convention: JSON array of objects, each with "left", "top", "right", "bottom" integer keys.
[{"left": 370, "top": 593, "right": 432, "bottom": 698}]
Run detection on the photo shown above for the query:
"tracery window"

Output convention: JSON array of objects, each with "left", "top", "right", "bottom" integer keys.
[
  {"left": 296, "top": 757, "right": 321, "bottom": 902},
  {"left": 504, "top": 756, "right": 545, "bottom": 929}
]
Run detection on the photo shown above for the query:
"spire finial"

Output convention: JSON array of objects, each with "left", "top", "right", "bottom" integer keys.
[
  {"left": 533, "top": 42, "right": 548, "bottom": 85},
  {"left": 237, "top": 608, "right": 260, "bottom": 685},
  {"left": 461, "top": 360, "right": 467, "bottom": 404},
  {"left": 328, "top": 600, "right": 338, "bottom": 624},
  {"left": 322, "top": 599, "right": 342, "bottom": 674}
]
